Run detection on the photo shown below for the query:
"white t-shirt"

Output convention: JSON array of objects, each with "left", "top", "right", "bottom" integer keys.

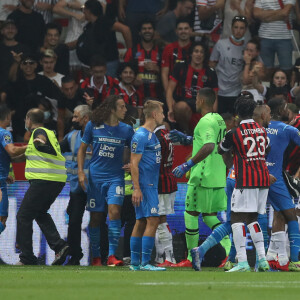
[
  {"left": 0, "top": 0, "right": 18, "bottom": 21},
  {"left": 39, "top": 71, "right": 64, "bottom": 87}
]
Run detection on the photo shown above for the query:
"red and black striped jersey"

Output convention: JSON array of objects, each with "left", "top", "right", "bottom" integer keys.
[
  {"left": 161, "top": 41, "right": 192, "bottom": 75},
  {"left": 285, "top": 114, "right": 300, "bottom": 175},
  {"left": 219, "top": 119, "right": 270, "bottom": 188},
  {"left": 108, "top": 82, "right": 144, "bottom": 108},
  {"left": 170, "top": 62, "right": 218, "bottom": 102},
  {"left": 124, "top": 44, "right": 163, "bottom": 99},
  {"left": 154, "top": 125, "right": 177, "bottom": 194},
  {"left": 80, "top": 76, "right": 119, "bottom": 109}
]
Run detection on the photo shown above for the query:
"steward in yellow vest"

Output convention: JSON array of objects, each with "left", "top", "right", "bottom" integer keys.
[{"left": 16, "top": 108, "right": 69, "bottom": 266}]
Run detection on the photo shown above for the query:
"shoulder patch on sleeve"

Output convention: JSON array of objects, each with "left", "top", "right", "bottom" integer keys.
[{"left": 4, "top": 134, "right": 12, "bottom": 143}]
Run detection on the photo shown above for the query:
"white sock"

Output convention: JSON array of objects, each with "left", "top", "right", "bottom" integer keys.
[
  {"left": 155, "top": 230, "right": 164, "bottom": 263},
  {"left": 248, "top": 221, "right": 266, "bottom": 260},
  {"left": 274, "top": 231, "right": 289, "bottom": 266},
  {"left": 266, "top": 232, "right": 277, "bottom": 261},
  {"left": 231, "top": 223, "right": 247, "bottom": 263},
  {"left": 158, "top": 223, "right": 175, "bottom": 263}
]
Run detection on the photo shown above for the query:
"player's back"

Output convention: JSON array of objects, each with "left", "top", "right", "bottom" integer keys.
[
  {"left": 189, "top": 113, "right": 226, "bottom": 188},
  {"left": 266, "top": 120, "right": 300, "bottom": 180},
  {"left": 82, "top": 121, "right": 134, "bottom": 182},
  {"left": 154, "top": 125, "right": 177, "bottom": 194},
  {"left": 0, "top": 128, "right": 12, "bottom": 181},
  {"left": 131, "top": 127, "right": 161, "bottom": 189},
  {"left": 232, "top": 120, "right": 269, "bottom": 188}
]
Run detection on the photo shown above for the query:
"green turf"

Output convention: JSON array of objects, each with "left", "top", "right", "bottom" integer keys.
[{"left": 0, "top": 266, "right": 300, "bottom": 300}]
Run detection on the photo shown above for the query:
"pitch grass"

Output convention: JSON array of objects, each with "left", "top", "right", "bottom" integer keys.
[{"left": 0, "top": 266, "right": 300, "bottom": 300}]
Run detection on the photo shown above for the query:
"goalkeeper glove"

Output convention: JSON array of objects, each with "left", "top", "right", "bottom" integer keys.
[
  {"left": 169, "top": 130, "right": 193, "bottom": 145},
  {"left": 172, "top": 159, "right": 195, "bottom": 178}
]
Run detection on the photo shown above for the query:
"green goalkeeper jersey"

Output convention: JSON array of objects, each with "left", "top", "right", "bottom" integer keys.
[{"left": 188, "top": 112, "right": 226, "bottom": 188}]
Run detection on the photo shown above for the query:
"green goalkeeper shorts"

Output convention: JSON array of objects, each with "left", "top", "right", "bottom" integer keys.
[{"left": 185, "top": 185, "right": 226, "bottom": 213}]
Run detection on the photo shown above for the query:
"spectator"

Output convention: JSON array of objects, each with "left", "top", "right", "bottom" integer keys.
[
  {"left": 161, "top": 19, "right": 193, "bottom": 94},
  {"left": 290, "top": 57, "right": 300, "bottom": 97},
  {"left": 193, "top": 0, "right": 225, "bottom": 45},
  {"left": 0, "top": 20, "right": 29, "bottom": 90},
  {"left": 287, "top": 103, "right": 299, "bottom": 122},
  {"left": 34, "top": 0, "right": 57, "bottom": 24},
  {"left": 118, "top": 0, "right": 167, "bottom": 45},
  {"left": 209, "top": 15, "right": 247, "bottom": 114},
  {"left": 124, "top": 20, "right": 163, "bottom": 101},
  {"left": 53, "top": 0, "right": 86, "bottom": 73},
  {"left": 254, "top": 0, "right": 295, "bottom": 77},
  {"left": 221, "top": 0, "right": 253, "bottom": 41},
  {"left": 39, "top": 49, "right": 64, "bottom": 88},
  {"left": 76, "top": 0, "right": 132, "bottom": 77},
  {"left": 241, "top": 38, "right": 265, "bottom": 103},
  {"left": 4, "top": 53, "right": 63, "bottom": 141},
  {"left": 114, "top": 62, "right": 143, "bottom": 119},
  {"left": 7, "top": 0, "right": 46, "bottom": 53},
  {"left": 80, "top": 55, "right": 119, "bottom": 110},
  {"left": 60, "top": 75, "right": 86, "bottom": 134},
  {"left": 156, "top": 0, "right": 194, "bottom": 44},
  {"left": 40, "top": 22, "right": 70, "bottom": 76},
  {"left": 166, "top": 42, "right": 218, "bottom": 134}
]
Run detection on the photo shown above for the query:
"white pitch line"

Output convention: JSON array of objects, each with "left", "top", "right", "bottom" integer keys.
[{"left": 136, "top": 281, "right": 300, "bottom": 289}]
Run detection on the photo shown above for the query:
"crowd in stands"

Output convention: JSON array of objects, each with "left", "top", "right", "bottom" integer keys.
[{"left": 0, "top": 0, "right": 300, "bottom": 140}]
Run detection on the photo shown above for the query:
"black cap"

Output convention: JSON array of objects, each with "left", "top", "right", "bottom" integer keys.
[{"left": 21, "top": 53, "right": 38, "bottom": 63}]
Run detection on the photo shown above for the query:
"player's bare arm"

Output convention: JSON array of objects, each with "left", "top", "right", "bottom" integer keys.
[
  {"left": 131, "top": 152, "right": 143, "bottom": 206},
  {"left": 77, "top": 142, "right": 88, "bottom": 191}
]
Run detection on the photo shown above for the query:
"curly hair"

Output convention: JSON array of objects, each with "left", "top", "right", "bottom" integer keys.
[
  {"left": 234, "top": 96, "right": 257, "bottom": 118},
  {"left": 91, "top": 95, "right": 123, "bottom": 125},
  {"left": 189, "top": 42, "right": 210, "bottom": 67}
]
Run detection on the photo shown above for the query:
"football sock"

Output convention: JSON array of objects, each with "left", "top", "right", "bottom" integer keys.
[
  {"left": 266, "top": 231, "right": 278, "bottom": 261},
  {"left": 108, "top": 219, "right": 121, "bottom": 256},
  {"left": 141, "top": 236, "right": 155, "bottom": 266},
  {"left": 130, "top": 236, "right": 142, "bottom": 266},
  {"left": 203, "top": 216, "right": 231, "bottom": 256},
  {"left": 88, "top": 226, "right": 100, "bottom": 258},
  {"left": 199, "top": 221, "right": 232, "bottom": 257},
  {"left": 248, "top": 221, "right": 266, "bottom": 260},
  {"left": 232, "top": 222, "right": 247, "bottom": 263},
  {"left": 155, "top": 230, "right": 164, "bottom": 263},
  {"left": 0, "top": 221, "right": 5, "bottom": 234},
  {"left": 184, "top": 211, "right": 199, "bottom": 261},
  {"left": 287, "top": 220, "right": 300, "bottom": 262},
  {"left": 157, "top": 223, "right": 175, "bottom": 263},
  {"left": 258, "top": 213, "right": 269, "bottom": 250},
  {"left": 228, "top": 238, "right": 237, "bottom": 262},
  {"left": 273, "top": 231, "right": 289, "bottom": 266}
]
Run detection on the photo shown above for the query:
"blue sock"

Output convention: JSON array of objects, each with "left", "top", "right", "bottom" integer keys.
[
  {"left": 0, "top": 222, "right": 5, "bottom": 234},
  {"left": 258, "top": 213, "right": 269, "bottom": 250},
  {"left": 88, "top": 226, "right": 100, "bottom": 258},
  {"left": 108, "top": 219, "right": 121, "bottom": 256},
  {"left": 228, "top": 237, "right": 236, "bottom": 262},
  {"left": 288, "top": 220, "right": 300, "bottom": 262},
  {"left": 141, "top": 236, "right": 155, "bottom": 266},
  {"left": 130, "top": 236, "right": 142, "bottom": 266},
  {"left": 199, "top": 222, "right": 232, "bottom": 257}
]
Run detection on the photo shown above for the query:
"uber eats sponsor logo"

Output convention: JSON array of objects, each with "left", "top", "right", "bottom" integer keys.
[{"left": 99, "top": 144, "right": 116, "bottom": 158}]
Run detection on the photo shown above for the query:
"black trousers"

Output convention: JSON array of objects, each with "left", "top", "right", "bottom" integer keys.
[
  {"left": 121, "top": 195, "right": 136, "bottom": 258},
  {"left": 66, "top": 191, "right": 87, "bottom": 259},
  {"left": 17, "top": 180, "right": 67, "bottom": 265}
]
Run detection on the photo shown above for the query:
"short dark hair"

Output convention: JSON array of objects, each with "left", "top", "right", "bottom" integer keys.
[
  {"left": 117, "top": 62, "right": 138, "bottom": 79},
  {"left": 45, "top": 22, "right": 62, "bottom": 35},
  {"left": 234, "top": 96, "right": 257, "bottom": 118},
  {"left": 62, "top": 75, "right": 76, "bottom": 84},
  {"left": 197, "top": 88, "right": 216, "bottom": 106},
  {"left": 267, "top": 97, "right": 286, "bottom": 116},
  {"left": 90, "top": 55, "right": 106, "bottom": 68},
  {"left": 84, "top": 0, "right": 103, "bottom": 17},
  {"left": 247, "top": 37, "right": 261, "bottom": 52},
  {"left": 26, "top": 108, "right": 44, "bottom": 124},
  {"left": 0, "top": 104, "right": 11, "bottom": 122},
  {"left": 176, "top": 17, "right": 192, "bottom": 28},
  {"left": 232, "top": 15, "right": 248, "bottom": 27},
  {"left": 139, "top": 19, "right": 155, "bottom": 32}
]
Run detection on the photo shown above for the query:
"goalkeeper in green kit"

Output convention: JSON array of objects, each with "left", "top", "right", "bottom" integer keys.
[{"left": 170, "top": 88, "right": 231, "bottom": 267}]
